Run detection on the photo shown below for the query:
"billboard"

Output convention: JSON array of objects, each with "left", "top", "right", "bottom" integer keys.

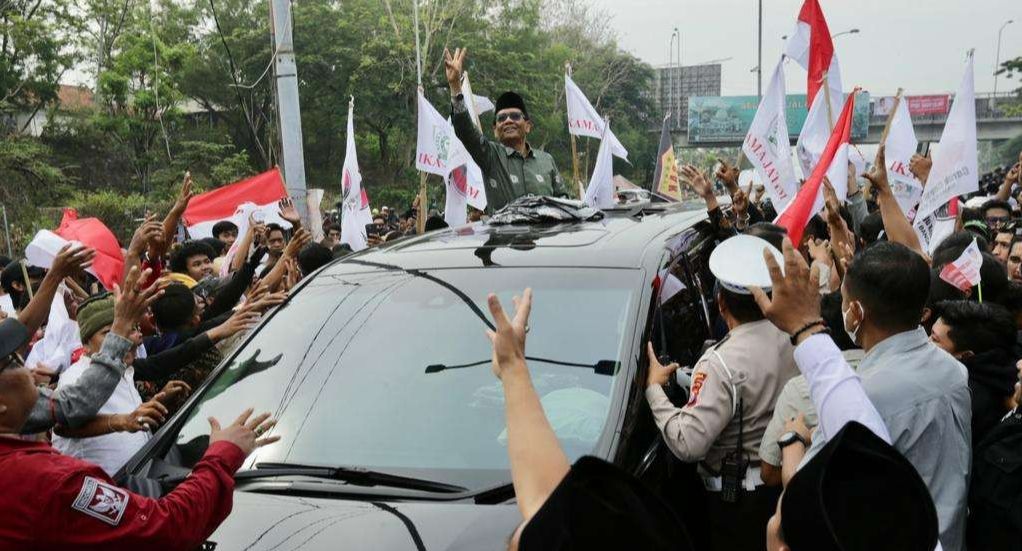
[
  {"left": 875, "top": 94, "right": 950, "bottom": 117},
  {"left": 687, "top": 92, "right": 871, "bottom": 144}
]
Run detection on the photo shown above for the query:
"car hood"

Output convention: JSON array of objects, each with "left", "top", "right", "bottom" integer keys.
[{"left": 207, "top": 490, "right": 521, "bottom": 550}]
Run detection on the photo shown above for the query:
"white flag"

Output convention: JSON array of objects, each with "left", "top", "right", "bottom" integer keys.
[
  {"left": 340, "top": 98, "right": 368, "bottom": 251},
  {"left": 461, "top": 72, "right": 493, "bottom": 131},
  {"left": 584, "top": 120, "right": 616, "bottom": 209},
  {"left": 443, "top": 123, "right": 487, "bottom": 224},
  {"left": 455, "top": 75, "right": 489, "bottom": 213},
  {"left": 883, "top": 98, "right": 924, "bottom": 219},
  {"left": 416, "top": 90, "right": 465, "bottom": 176},
  {"left": 565, "top": 74, "right": 628, "bottom": 160},
  {"left": 796, "top": 84, "right": 848, "bottom": 199},
  {"left": 939, "top": 237, "right": 983, "bottom": 292},
  {"left": 743, "top": 59, "right": 798, "bottom": 211},
  {"left": 307, "top": 188, "right": 325, "bottom": 242},
  {"left": 914, "top": 55, "right": 977, "bottom": 246}
]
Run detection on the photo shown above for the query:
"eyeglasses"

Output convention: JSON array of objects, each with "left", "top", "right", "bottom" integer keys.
[
  {"left": 987, "top": 216, "right": 1010, "bottom": 228},
  {"left": 0, "top": 353, "right": 24, "bottom": 373},
  {"left": 496, "top": 111, "right": 525, "bottom": 123}
]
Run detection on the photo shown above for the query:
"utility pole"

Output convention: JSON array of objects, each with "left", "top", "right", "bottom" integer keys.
[
  {"left": 757, "top": 0, "right": 763, "bottom": 99},
  {"left": 270, "top": 0, "right": 309, "bottom": 225}
]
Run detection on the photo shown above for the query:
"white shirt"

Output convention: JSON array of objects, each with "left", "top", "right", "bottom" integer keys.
[{"left": 52, "top": 355, "right": 150, "bottom": 476}]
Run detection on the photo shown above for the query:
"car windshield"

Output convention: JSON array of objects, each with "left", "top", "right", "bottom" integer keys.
[{"left": 169, "top": 266, "right": 640, "bottom": 489}]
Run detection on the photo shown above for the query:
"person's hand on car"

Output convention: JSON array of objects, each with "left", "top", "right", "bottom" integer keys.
[{"left": 208, "top": 408, "right": 280, "bottom": 456}]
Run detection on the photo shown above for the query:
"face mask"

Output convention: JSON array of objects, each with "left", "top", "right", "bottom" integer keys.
[{"left": 842, "top": 302, "right": 862, "bottom": 345}]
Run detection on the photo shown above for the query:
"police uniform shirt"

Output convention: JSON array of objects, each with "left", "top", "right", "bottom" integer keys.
[{"left": 645, "top": 319, "right": 799, "bottom": 472}]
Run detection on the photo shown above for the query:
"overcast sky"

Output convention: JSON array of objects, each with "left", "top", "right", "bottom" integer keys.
[{"left": 589, "top": 0, "right": 1022, "bottom": 98}]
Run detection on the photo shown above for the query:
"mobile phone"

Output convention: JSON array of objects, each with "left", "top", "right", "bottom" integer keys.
[{"left": 365, "top": 223, "right": 380, "bottom": 236}]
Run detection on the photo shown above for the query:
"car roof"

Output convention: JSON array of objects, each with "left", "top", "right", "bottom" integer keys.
[{"left": 320, "top": 201, "right": 709, "bottom": 273}]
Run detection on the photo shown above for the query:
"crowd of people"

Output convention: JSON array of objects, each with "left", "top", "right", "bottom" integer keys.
[{"left": 0, "top": 65, "right": 1020, "bottom": 549}]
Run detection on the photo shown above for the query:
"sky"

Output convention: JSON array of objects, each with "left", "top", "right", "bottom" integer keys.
[{"left": 589, "top": 0, "right": 1022, "bottom": 98}]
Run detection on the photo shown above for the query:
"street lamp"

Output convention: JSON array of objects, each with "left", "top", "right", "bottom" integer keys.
[
  {"left": 832, "top": 28, "right": 860, "bottom": 39},
  {"left": 995, "top": 20, "right": 1014, "bottom": 97}
]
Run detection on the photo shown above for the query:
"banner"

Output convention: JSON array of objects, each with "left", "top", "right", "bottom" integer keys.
[
  {"left": 939, "top": 238, "right": 982, "bottom": 292},
  {"left": 688, "top": 92, "right": 870, "bottom": 144},
  {"left": 876, "top": 95, "right": 950, "bottom": 117},
  {"left": 743, "top": 58, "right": 798, "bottom": 210}
]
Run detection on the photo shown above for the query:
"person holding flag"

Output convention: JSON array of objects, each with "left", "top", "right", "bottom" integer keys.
[{"left": 444, "top": 48, "right": 567, "bottom": 211}]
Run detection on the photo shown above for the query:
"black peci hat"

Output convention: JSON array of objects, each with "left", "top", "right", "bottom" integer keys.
[
  {"left": 519, "top": 456, "right": 694, "bottom": 551},
  {"left": 0, "top": 318, "right": 29, "bottom": 363},
  {"left": 495, "top": 91, "right": 529, "bottom": 120},
  {"left": 781, "top": 422, "right": 939, "bottom": 551}
]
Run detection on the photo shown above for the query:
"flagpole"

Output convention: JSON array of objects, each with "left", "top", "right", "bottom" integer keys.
[
  {"left": 822, "top": 71, "right": 835, "bottom": 131},
  {"left": 566, "top": 63, "right": 583, "bottom": 199},
  {"left": 412, "top": 2, "right": 427, "bottom": 233},
  {"left": 875, "top": 88, "right": 904, "bottom": 160}
]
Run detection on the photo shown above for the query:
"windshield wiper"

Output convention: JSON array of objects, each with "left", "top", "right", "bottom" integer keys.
[
  {"left": 427, "top": 358, "right": 619, "bottom": 376},
  {"left": 235, "top": 462, "right": 468, "bottom": 494}
]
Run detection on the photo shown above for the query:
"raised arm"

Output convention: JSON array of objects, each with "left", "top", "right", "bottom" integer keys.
[
  {"left": 865, "top": 145, "right": 925, "bottom": 258},
  {"left": 995, "top": 158, "right": 1020, "bottom": 203},
  {"left": 150, "top": 172, "right": 193, "bottom": 260},
  {"left": 262, "top": 228, "right": 311, "bottom": 293},
  {"left": 487, "top": 289, "right": 570, "bottom": 523}
]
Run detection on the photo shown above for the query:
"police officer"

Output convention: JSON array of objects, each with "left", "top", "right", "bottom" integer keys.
[
  {"left": 444, "top": 47, "right": 567, "bottom": 211},
  {"left": 645, "top": 234, "right": 799, "bottom": 551}
]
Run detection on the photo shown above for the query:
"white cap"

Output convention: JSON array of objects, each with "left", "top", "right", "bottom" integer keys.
[{"left": 709, "top": 235, "right": 785, "bottom": 294}]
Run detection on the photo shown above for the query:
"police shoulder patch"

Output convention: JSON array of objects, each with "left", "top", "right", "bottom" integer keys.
[
  {"left": 72, "top": 476, "right": 129, "bottom": 526},
  {"left": 686, "top": 372, "right": 708, "bottom": 407}
]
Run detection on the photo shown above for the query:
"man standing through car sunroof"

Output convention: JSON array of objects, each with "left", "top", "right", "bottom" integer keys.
[{"left": 445, "top": 47, "right": 567, "bottom": 212}]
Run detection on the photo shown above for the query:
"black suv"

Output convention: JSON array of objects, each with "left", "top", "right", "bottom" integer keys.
[{"left": 120, "top": 201, "right": 721, "bottom": 550}]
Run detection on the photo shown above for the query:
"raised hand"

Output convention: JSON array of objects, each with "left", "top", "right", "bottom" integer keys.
[
  {"left": 283, "top": 228, "right": 312, "bottom": 258},
  {"left": 822, "top": 177, "right": 843, "bottom": 225},
  {"left": 909, "top": 151, "right": 932, "bottom": 184},
  {"left": 208, "top": 408, "right": 280, "bottom": 456},
  {"left": 111, "top": 266, "right": 164, "bottom": 337},
  {"left": 645, "top": 342, "right": 679, "bottom": 388},
  {"left": 714, "top": 158, "right": 740, "bottom": 191},
  {"left": 444, "top": 47, "right": 467, "bottom": 93},
  {"left": 208, "top": 309, "right": 262, "bottom": 343},
  {"left": 807, "top": 238, "right": 832, "bottom": 267},
  {"left": 127, "top": 214, "right": 163, "bottom": 256},
  {"left": 485, "top": 288, "right": 532, "bottom": 379},
  {"left": 278, "top": 197, "right": 301, "bottom": 227},
  {"left": 680, "top": 165, "right": 713, "bottom": 199},
  {"left": 174, "top": 171, "right": 194, "bottom": 210},
  {"left": 50, "top": 244, "right": 97, "bottom": 278},
  {"left": 865, "top": 145, "right": 892, "bottom": 197},
  {"left": 731, "top": 185, "right": 750, "bottom": 218},
  {"left": 749, "top": 238, "right": 821, "bottom": 337}
]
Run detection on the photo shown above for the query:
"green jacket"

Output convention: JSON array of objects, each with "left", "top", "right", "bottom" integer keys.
[{"left": 451, "top": 94, "right": 567, "bottom": 211}]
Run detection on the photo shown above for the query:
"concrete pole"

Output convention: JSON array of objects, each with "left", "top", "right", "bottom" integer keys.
[{"left": 270, "top": 0, "right": 309, "bottom": 225}]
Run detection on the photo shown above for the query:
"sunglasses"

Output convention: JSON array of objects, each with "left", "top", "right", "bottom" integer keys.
[
  {"left": 0, "top": 353, "right": 25, "bottom": 374},
  {"left": 496, "top": 111, "right": 525, "bottom": 123},
  {"left": 987, "top": 216, "right": 1010, "bottom": 227}
]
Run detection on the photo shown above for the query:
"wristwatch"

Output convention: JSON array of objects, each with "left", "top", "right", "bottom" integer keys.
[{"left": 777, "top": 430, "right": 808, "bottom": 450}]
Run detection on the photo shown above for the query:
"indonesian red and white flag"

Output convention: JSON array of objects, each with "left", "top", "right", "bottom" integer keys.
[
  {"left": 565, "top": 73, "right": 628, "bottom": 160},
  {"left": 914, "top": 55, "right": 978, "bottom": 252},
  {"left": 939, "top": 237, "right": 983, "bottom": 292},
  {"left": 182, "top": 168, "right": 290, "bottom": 239},
  {"left": 340, "top": 98, "right": 369, "bottom": 251},
  {"left": 743, "top": 58, "right": 798, "bottom": 211},
  {"left": 784, "top": 0, "right": 842, "bottom": 105},
  {"left": 583, "top": 119, "right": 616, "bottom": 209},
  {"left": 883, "top": 97, "right": 924, "bottom": 219},
  {"left": 41, "top": 209, "right": 124, "bottom": 291},
  {"left": 776, "top": 90, "right": 856, "bottom": 245},
  {"left": 796, "top": 86, "right": 847, "bottom": 198}
]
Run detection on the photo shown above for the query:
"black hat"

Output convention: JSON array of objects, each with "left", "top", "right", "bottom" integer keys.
[
  {"left": 519, "top": 456, "right": 694, "bottom": 551},
  {"left": 0, "top": 318, "right": 29, "bottom": 362},
  {"left": 495, "top": 91, "right": 529, "bottom": 120},
  {"left": 781, "top": 422, "right": 939, "bottom": 551}
]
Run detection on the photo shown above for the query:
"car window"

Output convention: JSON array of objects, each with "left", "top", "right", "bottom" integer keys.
[{"left": 169, "top": 267, "right": 640, "bottom": 489}]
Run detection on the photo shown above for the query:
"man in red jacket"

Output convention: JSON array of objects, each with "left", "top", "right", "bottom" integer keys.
[{"left": 0, "top": 279, "right": 278, "bottom": 549}]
